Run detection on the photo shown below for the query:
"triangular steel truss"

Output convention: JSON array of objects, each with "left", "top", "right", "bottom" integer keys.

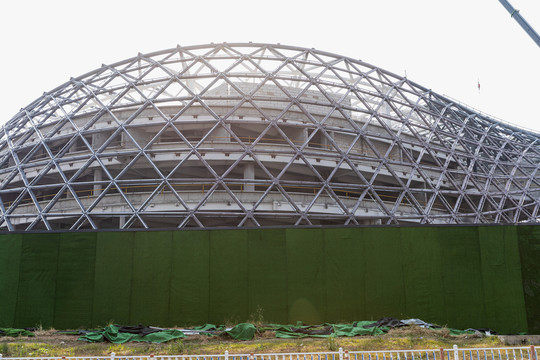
[{"left": 0, "top": 43, "right": 538, "bottom": 230}]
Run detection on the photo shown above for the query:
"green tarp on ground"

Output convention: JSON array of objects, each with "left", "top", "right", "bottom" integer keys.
[
  {"left": 271, "top": 322, "right": 387, "bottom": 338},
  {"left": 226, "top": 323, "right": 257, "bottom": 340},
  {"left": 79, "top": 325, "right": 185, "bottom": 343},
  {"left": 0, "top": 225, "right": 537, "bottom": 334},
  {"left": 0, "top": 328, "right": 35, "bottom": 337}
]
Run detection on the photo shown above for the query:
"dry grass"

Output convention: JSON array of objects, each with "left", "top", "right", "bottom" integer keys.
[{"left": 0, "top": 326, "right": 507, "bottom": 358}]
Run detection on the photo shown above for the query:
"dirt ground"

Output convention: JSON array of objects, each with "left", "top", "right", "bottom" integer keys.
[{"left": 2, "top": 326, "right": 534, "bottom": 358}]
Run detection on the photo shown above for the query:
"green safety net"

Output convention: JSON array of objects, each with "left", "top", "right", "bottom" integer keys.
[
  {"left": 170, "top": 230, "right": 211, "bottom": 325},
  {"left": 15, "top": 233, "right": 60, "bottom": 328},
  {"left": 517, "top": 226, "right": 540, "bottom": 334},
  {"left": 54, "top": 232, "right": 97, "bottom": 329},
  {"left": 0, "top": 225, "right": 537, "bottom": 334},
  {"left": 92, "top": 231, "right": 134, "bottom": 326},
  {"left": 0, "top": 234, "right": 22, "bottom": 327},
  {"left": 130, "top": 231, "right": 173, "bottom": 326}
]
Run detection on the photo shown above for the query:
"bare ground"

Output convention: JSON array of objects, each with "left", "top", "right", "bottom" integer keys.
[{"left": 2, "top": 326, "right": 532, "bottom": 358}]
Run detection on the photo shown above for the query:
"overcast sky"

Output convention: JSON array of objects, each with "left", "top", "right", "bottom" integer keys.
[{"left": 1, "top": 0, "right": 539, "bottom": 132}]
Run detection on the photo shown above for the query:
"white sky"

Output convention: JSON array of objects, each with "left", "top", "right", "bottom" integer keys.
[{"left": 1, "top": 0, "right": 539, "bottom": 132}]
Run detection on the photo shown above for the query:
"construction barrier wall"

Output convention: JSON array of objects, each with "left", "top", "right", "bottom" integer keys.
[{"left": 0, "top": 225, "right": 538, "bottom": 334}]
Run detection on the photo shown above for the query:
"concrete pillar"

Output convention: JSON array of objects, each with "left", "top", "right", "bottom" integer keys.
[
  {"left": 122, "top": 128, "right": 153, "bottom": 147},
  {"left": 93, "top": 168, "right": 103, "bottom": 196},
  {"left": 92, "top": 132, "right": 109, "bottom": 150},
  {"left": 243, "top": 162, "right": 255, "bottom": 191},
  {"left": 67, "top": 138, "right": 77, "bottom": 153},
  {"left": 323, "top": 130, "right": 334, "bottom": 149},
  {"left": 301, "top": 128, "right": 308, "bottom": 146},
  {"left": 212, "top": 123, "right": 230, "bottom": 142},
  {"left": 119, "top": 216, "right": 126, "bottom": 229}
]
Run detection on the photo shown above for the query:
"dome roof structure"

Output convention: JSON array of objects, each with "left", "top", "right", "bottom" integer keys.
[{"left": 1, "top": 43, "right": 539, "bottom": 230}]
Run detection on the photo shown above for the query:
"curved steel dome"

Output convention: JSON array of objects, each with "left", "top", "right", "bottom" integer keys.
[{"left": 1, "top": 43, "right": 539, "bottom": 230}]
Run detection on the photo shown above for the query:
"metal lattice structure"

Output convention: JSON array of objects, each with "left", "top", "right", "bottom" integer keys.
[{"left": 1, "top": 43, "right": 539, "bottom": 230}]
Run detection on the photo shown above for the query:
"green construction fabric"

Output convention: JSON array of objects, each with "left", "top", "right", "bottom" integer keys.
[
  {"left": 0, "top": 234, "right": 22, "bottom": 327},
  {"left": 286, "top": 228, "right": 326, "bottom": 324},
  {"left": 323, "top": 228, "right": 366, "bottom": 322},
  {"left": 226, "top": 322, "right": 256, "bottom": 340},
  {"left": 53, "top": 232, "right": 97, "bottom": 329},
  {"left": 170, "top": 230, "right": 210, "bottom": 326},
  {"left": 261, "top": 324, "right": 317, "bottom": 339},
  {"left": 0, "top": 327, "right": 35, "bottom": 337},
  {"left": 15, "top": 233, "right": 60, "bottom": 328},
  {"left": 271, "top": 322, "right": 386, "bottom": 338},
  {"left": 130, "top": 231, "right": 172, "bottom": 326},
  {"left": 437, "top": 226, "right": 485, "bottom": 329},
  {"left": 209, "top": 229, "right": 249, "bottom": 324},
  {"left": 362, "top": 227, "right": 405, "bottom": 319},
  {"left": 192, "top": 323, "right": 225, "bottom": 331},
  {"left": 517, "top": 225, "right": 540, "bottom": 334},
  {"left": 478, "top": 226, "right": 527, "bottom": 334},
  {"left": 3, "top": 225, "right": 537, "bottom": 333},
  {"left": 331, "top": 322, "right": 387, "bottom": 336},
  {"left": 275, "top": 330, "right": 320, "bottom": 339},
  {"left": 79, "top": 325, "right": 184, "bottom": 343},
  {"left": 140, "top": 329, "right": 185, "bottom": 343},
  {"left": 191, "top": 323, "right": 225, "bottom": 336},
  {"left": 247, "top": 228, "right": 288, "bottom": 324},
  {"left": 92, "top": 231, "right": 134, "bottom": 326},
  {"left": 400, "top": 226, "right": 445, "bottom": 323},
  {"left": 447, "top": 328, "right": 477, "bottom": 336}
]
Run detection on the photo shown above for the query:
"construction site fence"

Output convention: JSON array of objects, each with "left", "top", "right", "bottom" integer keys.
[{"left": 1, "top": 346, "right": 538, "bottom": 360}]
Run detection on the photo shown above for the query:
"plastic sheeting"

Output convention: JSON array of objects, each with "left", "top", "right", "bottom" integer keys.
[
  {"left": 79, "top": 325, "right": 185, "bottom": 343},
  {"left": 0, "top": 225, "right": 536, "bottom": 334},
  {"left": 0, "top": 328, "right": 35, "bottom": 337}
]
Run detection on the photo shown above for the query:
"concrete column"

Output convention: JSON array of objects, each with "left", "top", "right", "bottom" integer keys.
[
  {"left": 93, "top": 168, "right": 103, "bottom": 196},
  {"left": 119, "top": 216, "right": 126, "bottom": 229},
  {"left": 92, "top": 132, "right": 109, "bottom": 150},
  {"left": 67, "top": 138, "right": 77, "bottom": 153},
  {"left": 243, "top": 162, "right": 255, "bottom": 191},
  {"left": 323, "top": 130, "right": 334, "bottom": 149},
  {"left": 122, "top": 128, "right": 153, "bottom": 147},
  {"left": 212, "top": 123, "right": 231, "bottom": 142},
  {"left": 301, "top": 128, "right": 308, "bottom": 146}
]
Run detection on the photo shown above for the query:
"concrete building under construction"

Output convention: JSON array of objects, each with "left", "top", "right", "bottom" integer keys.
[{"left": 0, "top": 43, "right": 539, "bottom": 230}]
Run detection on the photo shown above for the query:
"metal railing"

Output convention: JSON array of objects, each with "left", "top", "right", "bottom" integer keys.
[{"left": 1, "top": 346, "right": 537, "bottom": 360}]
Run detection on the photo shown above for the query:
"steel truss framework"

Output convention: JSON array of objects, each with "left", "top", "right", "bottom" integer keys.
[{"left": 0, "top": 43, "right": 539, "bottom": 230}]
